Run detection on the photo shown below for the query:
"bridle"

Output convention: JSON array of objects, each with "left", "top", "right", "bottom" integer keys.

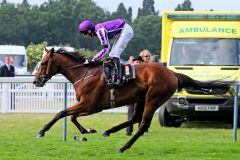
[
  {"left": 38, "top": 50, "right": 101, "bottom": 86},
  {"left": 36, "top": 52, "right": 55, "bottom": 85}
]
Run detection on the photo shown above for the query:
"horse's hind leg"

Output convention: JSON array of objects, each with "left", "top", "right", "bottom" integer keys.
[
  {"left": 102, "top": 102, "right": 144, "bottom": 137},
  {"left": 118, "top": 86, "right": 172, "bottom": 153},
  {"left": 71, "top": 114, "right": 97, "bottom": 134},
  {"left": 118, "top": 102, "right": 158, "bottom": 153}
]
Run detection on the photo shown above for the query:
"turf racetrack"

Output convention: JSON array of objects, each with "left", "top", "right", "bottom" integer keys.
[{"left": 0, "top": 113, "right": 240, "bottom": 160}]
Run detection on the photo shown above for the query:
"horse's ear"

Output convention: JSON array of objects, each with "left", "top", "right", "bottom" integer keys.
[
  {"left": 50, "top": 48, "right": 54, "bottom": 57},
  {"left": 44, "top": 47, "right": 49, "bottom": 53}
]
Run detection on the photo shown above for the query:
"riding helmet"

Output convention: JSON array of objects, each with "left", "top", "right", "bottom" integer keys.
[{"left": 78, "top": 20, "right": 95, "bottom": 33}]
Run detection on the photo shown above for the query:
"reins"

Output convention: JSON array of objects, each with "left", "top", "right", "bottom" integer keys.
[
  {"left": 45, "top": 51, "right": 102, "bottom": 87},
  {"left": 61, "top": 63, "right": 101, "bottom": 86},
  {"left": 61, "top": 64, "right": 85, "bottom": 73}
]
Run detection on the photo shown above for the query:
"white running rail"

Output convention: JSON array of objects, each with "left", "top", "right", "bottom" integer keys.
[{"left": 0, "top": 76, "right": 127, "bottom": 113}]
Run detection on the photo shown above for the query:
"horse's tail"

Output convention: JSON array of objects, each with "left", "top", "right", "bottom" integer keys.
[{"left": 175, "top": 72, "right": 233, "bottom": 95}]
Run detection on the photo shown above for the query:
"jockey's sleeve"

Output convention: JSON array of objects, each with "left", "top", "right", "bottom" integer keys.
[{"left": 94, "top": 28, "right": 110, "bottom": 61}]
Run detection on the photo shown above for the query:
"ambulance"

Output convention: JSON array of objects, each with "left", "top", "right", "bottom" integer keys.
[{"left": 159, "top": 11, "right": 240, "bottom": 127}]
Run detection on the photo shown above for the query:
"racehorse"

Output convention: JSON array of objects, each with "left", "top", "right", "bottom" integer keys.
[{"left": 33, "top": 48, "right": 231, "bottom": 153}]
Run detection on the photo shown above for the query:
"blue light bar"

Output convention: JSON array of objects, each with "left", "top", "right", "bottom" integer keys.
[{"left": 168, "top": 14, "right": 240, "bottom": 19}]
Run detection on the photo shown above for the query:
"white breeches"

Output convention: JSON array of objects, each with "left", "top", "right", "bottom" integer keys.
[{"left": 109, "top": 23, "right": 134, "bottom": 58}]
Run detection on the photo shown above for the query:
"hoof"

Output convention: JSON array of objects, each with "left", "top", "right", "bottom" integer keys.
[
  {"left": 87, "top": 128, "right": 97, "bottom": 134},
  {"left": 81, "top": 137, "right": 87, "bottom": 141},
  {"left": 102, "top": 131, "right": 110, "bottom": 137},
  {"left": 74, "top": 136, "right": 87, "bottom": 141},
  {"left": 36, "top": 132, "right": 44, "bottom": 139},
  {"left": 117, "top": 148, "right": 124, "bottom": 153}
]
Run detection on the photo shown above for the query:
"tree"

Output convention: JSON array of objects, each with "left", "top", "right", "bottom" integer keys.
[
  {"left": 111, "top": 3, "right": 132, "bottom": 23},
  {"left": 123, "top": 15, "right": 162, "bottom": 59},
  {"left": 175, "top": 4, "right": 181, "bottom": 11},
  {"left": 0, "top": 0, "right": 109, "bottom": 49},
  {"left": 127, "top": 7, "right": 132, "bottom": 22},
  {"left": 112, "top": 3, "right": 127, "bottom": 19},
  {"left": 137, "top": 0, "right": 158, "bottom": 18},
  {"left": 26, "top": 41, "right": 48, "bottom": 72},
  {"left": 1, "top": 0, "right": 7, "bottom": 5},
  {"left": 26, "top": 41, "right": 96, "bottom": 72},
  {"left": 21, "top": 0, "right": 30, "bottom": 8},
  {"left": 0, "top": 3, "right": 27, "bottom": 45},
  {"left": 175, "top": 0, "right": 194, "bottom": 11},
  {"left": 0, "top": 0, "right": 163, "bottom": 62}
]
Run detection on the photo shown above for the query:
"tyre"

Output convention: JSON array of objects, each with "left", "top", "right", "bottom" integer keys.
[
  {"left": 158, "top": 105, "right": 172, "bottom": 127},
  {"left": 158, "top": 105, "right": 182, "bottom": 127}
]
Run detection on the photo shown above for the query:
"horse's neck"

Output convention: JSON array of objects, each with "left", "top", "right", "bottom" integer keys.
[
  {"left": 61, "top": 63, "right": 102, "bottom": 85},
  {"left": 54, "top": 53, "right": 103, "bottom": 85}
]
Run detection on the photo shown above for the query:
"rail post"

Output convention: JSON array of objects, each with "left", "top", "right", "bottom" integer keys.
[
  {"left": 233, "top": 85, "right": 239, "bottom": 142},
  {"left": 63, "top": 83, "right": 67, "bottom": 142},
  {"left": 2, "top": 83, "right": 11, "bottom": 113}
]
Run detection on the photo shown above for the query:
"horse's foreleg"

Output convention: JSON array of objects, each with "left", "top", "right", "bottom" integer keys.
[
  {"left": 71, "top": 114, "right": 97, "bottom": 134},
  {"left": 102, "top": 103, "right": 144, "bottom": 137},
  {"left": 37, "top": 102, "right": 82, "bottom": 138},
  {"left": 37, "top": 110, "right": 67, "bottom": 138}
]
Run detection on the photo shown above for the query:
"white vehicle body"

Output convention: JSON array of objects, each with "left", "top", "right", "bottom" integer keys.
[{"left": 0, "top": 45, "right": 28, "bottom": 75}]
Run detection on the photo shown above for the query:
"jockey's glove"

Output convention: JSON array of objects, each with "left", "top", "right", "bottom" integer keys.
[
  {"left": 91, "top": 57, "right": 97, "bottom": 62},
  {"left": 83, "top": 59, "right": 89, "bottom": 64}
]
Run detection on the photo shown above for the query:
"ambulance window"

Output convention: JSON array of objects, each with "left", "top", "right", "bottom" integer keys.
[
  {"left": 216, "top": 39, "right": 239, "bottom": 65},
  {"left": 170, "top": 38, "right": 240, "bottom": 66}
]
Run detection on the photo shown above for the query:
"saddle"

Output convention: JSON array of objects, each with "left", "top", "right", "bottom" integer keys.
[{"left": 103, "top": 61, "right": 136, "bottom": 87}]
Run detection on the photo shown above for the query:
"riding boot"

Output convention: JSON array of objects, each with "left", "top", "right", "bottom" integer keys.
[{"left": 111, "top": 57, "right": 123, "bottom": 87}]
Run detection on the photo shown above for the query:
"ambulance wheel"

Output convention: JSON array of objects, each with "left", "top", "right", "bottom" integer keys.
[{"left": 158, "top": 105, "right": 182, "bottom": 128}]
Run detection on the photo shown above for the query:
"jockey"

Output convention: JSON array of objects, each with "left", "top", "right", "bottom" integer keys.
[{"left": 78, "top": 19, "right": 134, "bottom": 86}]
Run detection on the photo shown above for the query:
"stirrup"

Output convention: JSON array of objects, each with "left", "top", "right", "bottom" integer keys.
[
  {"left": 107, "top": 80, "right": 114, "bottom": 86},
  {"left": 107, "top": 77, "right": 123, "bottom": 87},
  {"left": 111, "top": 79, "right": 123, "bottom": 87}
]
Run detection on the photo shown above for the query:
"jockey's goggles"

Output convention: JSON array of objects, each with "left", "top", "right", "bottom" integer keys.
[{"left": 80, "top": 30, "right": 87, "bottom": 34}]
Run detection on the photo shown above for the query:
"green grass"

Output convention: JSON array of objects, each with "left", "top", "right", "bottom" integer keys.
[{"left": 0, "top": 113, "right": 240, "bottom": 160}]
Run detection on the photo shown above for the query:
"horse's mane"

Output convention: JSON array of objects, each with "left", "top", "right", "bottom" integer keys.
[
  {"left": 56, "top": 48, "right": 86, "bottom": 62},
  {"left": 56, "top": 47, "right": 103, "bottom": 66}
]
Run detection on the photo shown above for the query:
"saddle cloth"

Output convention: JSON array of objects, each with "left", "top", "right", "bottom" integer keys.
[{"left": 103, "top": 63, "right": 136, "bottom": 85}]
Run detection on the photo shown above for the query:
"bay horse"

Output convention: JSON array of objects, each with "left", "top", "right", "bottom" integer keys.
[{"left": 33, "top": 48, "right": 231, "bottom": 153}]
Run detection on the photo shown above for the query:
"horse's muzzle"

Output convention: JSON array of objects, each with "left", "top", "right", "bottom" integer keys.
[{"left": 33, "top": 75, "right": 51, "bottom": 87}]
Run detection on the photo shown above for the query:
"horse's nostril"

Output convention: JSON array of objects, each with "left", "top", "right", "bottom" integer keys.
[{"left": 33, "top": 81, "right": 36, "bottom": 84}]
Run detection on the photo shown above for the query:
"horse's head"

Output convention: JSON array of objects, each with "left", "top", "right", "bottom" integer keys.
[{"left": 33, "top": 48, "right": 59, "bottom": 87}]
